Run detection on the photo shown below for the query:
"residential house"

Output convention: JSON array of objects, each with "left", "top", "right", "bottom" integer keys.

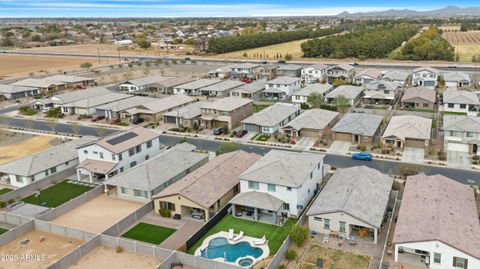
[
  {"left": 331, "top": 113, "right": 383, "bottom": 145},
  {"left": 163, "top": 101, "right": 207, "bottom": 128},
  {"left": 393, "top": 174, "right": 480, "bottom": 269},
  {"left": 307, "top": 166, "right": 393, "bottom": 244},
  {"left": 60, "top": 92, "right": 133, "bottom": 115},
  {"left": 401, "top": 87, "right": 436, "bottom": 111},
  {"left": 0, "top": 85, "right": 40, "bottom": 100},
  {"left": 119, "top": 94, "right": 194, "bottom": 123},
  {"left": 353, "top": 68, "right": 382, "bottom": 85},
  {"left": 173, "top": 79, "right": 221, "bottom": 95},
  {"left": 46, "top": 75, "right": 95, "bottom": 89},
  {"left": 263, "top": 76, "right": 301, "bottom": 100},
  {"left": 230, "top": 150, "right": 324, "bottom": 223},
  {"left": 230, "top": 80, "right": 266, "bottom": 99},
  {"left": 230, "top": 63, "right": 261, "bottom": 79},
  {"left": 363, "top": 80, "right": 401, "bottom": 105},
  {"left": 381, "top": 70, "right": 409, "bottom": 86},
  {"left": 106, "top": 143, "right": 208, "bottom": 201},
  {"left": 382, "top": 115, "right": 432, "bottom": 150},
  {"left": 325, "top": 64, "right": 355, "bottom": 84},
  {"left": 95, "top": 96, "right": 158, "bottom": 120},
  {"left": 76, "top": 127, "right": 164, "bottom": 183},
  {"left": 154, "top": 77, "right": 195, "bottom": 95},
  {"left": 443, "top": 89, "right": 479, "bottom": 115},
  {"left": 254, "top": 64, "right": 279, "bottom": 80},
  {"left": 291, "top": 83, "right": 334, "bottom": 105},
  {"left": 12, "top": 78, "right": 66, "bottom": 93},
  {"left": 199, "top": 80, "right": 244, "bottom": 98},
  {"left": 301, "top": 64, "right": 329, "bottom": 83},
  {"left": 325, "top": 85, "right": 364, "bottom": 106},
  {"left": 443, "top": 115, "right": 480, "bottom": 154},
  {"left": 208, "top": 65, "right": 232, "bottom": 79},
  {"left": 242, "top": 103, "right": 300, "bottom": 134},
  {"left": 0, "top": 139, "right": 92, "bottom": 188},
  {"left": 153, "top": 150, "right": 262, "bottom": 221},
  {"left": 442, "top": 72, "right": 472, "bottom": 89},
  {"left": 276, "top": 64, "right": 302, "bottom": 77},
  {"left": 50, "top": 86, "right": 111, "bottom": 107},
  {"left": 118, "top": 76, "right": 170, "bottom": 92},
  {"left": 200, "top": 97, "right": 253, "bottom": 129},
  {"left": 281, "top": 109, "right": 339, "bottom": 139},
  {"left": 411, "top": 67, "right": 439, "bottom": 89}
]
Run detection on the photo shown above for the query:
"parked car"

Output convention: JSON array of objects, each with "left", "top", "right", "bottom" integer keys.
[
  {"left": 261, "top": 61, "right": 268, "bottom": 64},
  {"left": 350, "top": 62, "right": 359, "bottom": 66},
  {"left": 132, "top": 118, "right": 144, "bottom": 125},
  {"left": 277, "top": 60, "right": 286, "bottom": 64},
  {"left": 213, "top": 127, "right": 223, "bottom": 135},
  {"left": 42, "top": 107, "right": 52, "bottom": 113},
  {"left": 184, "top": 57, "right": 191, "bottom": 61},
  {"left": 448, "top": 64, "right": 457, "bottom": 68},
  {"left": 236, "top": 130, "right": 248, "bottom": 138},
  {"left": 91, "top": 115, "right": 105, "bottom": 122},
  {"left": 352, "top": 152, "right": 373, "bottom": 161}
]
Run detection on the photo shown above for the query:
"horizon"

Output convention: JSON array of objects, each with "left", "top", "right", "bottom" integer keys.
[{"left": 0, "top": 1, "right": 477, "bottom": 18}]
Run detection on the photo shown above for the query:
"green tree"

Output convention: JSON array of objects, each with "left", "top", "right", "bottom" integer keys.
[
  {"left": 31, "top": 34, "right": 41, "bottom": 42},
  {"left": 80, "top": 62, "right": 92, "bottom": 69},
  {"left": 215, "top": 142, "right": 239, "bottom": 156},
  {"left": 135, "top": 37, "right": 151, "bottom": 50},
  {"left": 290, "top": 225, "right": 309, "bottom": 247},
  {"left": 285, "top": 249, "right": 297, "bottom": 261},
  {"left": 307, "top": 92, "right": 324, "bottom": 108}
]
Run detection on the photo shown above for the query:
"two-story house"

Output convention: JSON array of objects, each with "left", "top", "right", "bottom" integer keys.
[
  {"left": 363, "top": 80, "right": 401, "bottom": 105},
  {"left": 443, "top": 89, "right": 479, "bottom": 115},
  {"left": 263, "top": 76, "right": 301, "bottom": 100},
  {"left": 325, "top": 64, "right": 355, "bottom": 84},
  {"left": 230, "top": 63, "right": 261, "bottom": 79},
  {"left": 301, "top": 64, "right": 329, "bottom": 84},
  {"left": 276, "top": 64, "right": 302, "bottom": 77},
  {"left": 230, "top": 150, "right": 325, "bottom": 224},
  {"left": 173, "top": 79, "right": 221, "bottom": 95},
  {"left": 353, "top": 68, "right": 382, "bottom": 85},
  {"left": 443, "top": 115, "right": 480, "bottom": 155},
  {"left": 76, "top": 127, "right": 164, "bottom": 183},
  {"left": 411, "top": 67, "right": 439, "bottom": 89},
  {"left": 200, "top": 97, "right": 253, "bottom": 129}
]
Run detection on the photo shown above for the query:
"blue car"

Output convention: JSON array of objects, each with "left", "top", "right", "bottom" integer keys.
[{"left": 352, "top": 152, "right": 373, "bottom": 161}]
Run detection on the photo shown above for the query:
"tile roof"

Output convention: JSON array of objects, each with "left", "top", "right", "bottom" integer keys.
[
  {"left": 443, "top": 115, "right": 480, "bottom": 132},
  {"left": 393, "top": 174, "right": 480, "bottom": 258},
  {"left": 157, "top": 77, "right": 195, "bottom": 88},
  {"left": 443, "top": 89, "right": 480, "bottom": 105},
  {"left": 0, "top": 84, "right": 38, "bottom": 94},
  {"left": 382, "top": 115, "right": 432, "bottom": 141},
  {"left": 354, "top": 68, "right": 382, "bottom": 79},
  {"left": 307, "top": 166, "right": 393, "bottom": 229},
  {"left": 364, "top": 80, "right": 401, "bottom": 91},
  {"left": 201, "top": 97, "right": 252, "bottom": 112},
  {"left": 12, "top": 78, "right": 66, "bottom": 88},
  {"left": 304, "top": 63, "right": 329, "bottom": 71},
  {"left": 239, "top": 150, "right": 325, "bottom": 188},
  {"left": 122, "top": 75, "right": 171, "bottom": 87},
  {"left": 293, "top": 83, "right": 333, "bottom": 97},
  {"left": 77, "top": 158, "right": 118, "bottom": 174},
  {"left": 233, "top": 80, "right": 266, "bottom": 94},
  {"left": 230, "top": 191, "right": 284, "bottom": 211},
  {"left": 382, "top": 70, "right": 410, "bottom": 81},
  {"left": 200, "top": 80, "right": 244, "bottom": 93},
  {"left": 46, "top": 75, "right": 93, "bottom": 83},
  {"left": 51, "top": 87, "right": 111, "bottom": 104},
  {"left": 267, "top": 76, "right": 301, "bottom": 85},
  {"left": 401, "top": 87, "right": 436, "bottom": 103},
  {"left": 328, "top": 64, "right": 354, "bottom": 72},
  {"left": 413, "top": 66, "right": 440, "bottom": 74},
  {"left": 325, "top": 85, "right": 364, "bottom": 100},
  {"left": 174, "top": 79, "right": 221, "bottom": 90},
  {"left": 163, "top": 101, "right": 208, "bottom": 119},
  {"left": 442, "top": 71, "right": 471, "bottom": 82},
  {"left": 241, "top": 103, "right": 299, "bottom": 127},
  {"left": 95, "top": 96, "right": 158, "bottom": 113},
  {"left": 282, "top": 109, "right": 339, "bottom": 131},
  {"left": 66, "top": 92, "right": 133, "bottom": 108},
  {"left": 332, "top": 113, "right": 383, "bottom": 136},
  {"left": 153, "top": 150, "right": 262, "bottom": 208},
  {"left": 125, "top": 94, "right": 193, "bottom": 115}
]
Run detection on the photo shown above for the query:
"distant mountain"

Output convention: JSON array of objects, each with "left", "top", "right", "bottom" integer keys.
[{"left": 336, "top": 6, "right": 480, "bottom": 18}]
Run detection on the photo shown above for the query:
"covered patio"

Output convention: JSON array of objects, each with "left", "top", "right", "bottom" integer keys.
[
  {"left": 229, "top": 191, "right": 285, "bottom": 226},
  {"left": 76, "top": 159, "right": 117, "bottom": 184},
  {"left": 262, "top": 88, "right": 286, "bottom": 100}
]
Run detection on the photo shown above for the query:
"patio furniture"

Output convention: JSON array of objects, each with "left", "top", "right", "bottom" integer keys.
[
  {"left": 173, "top": 214, "right": 181, "bottom": 220},
  {"left": 232, "top": 231, "right": 244, "bottom": 242},
  {"left": 254, "top": 236, "right": 267, "bottom": 245},
  {"left": 228, "top": 229, "right": 235, "bottom": 240},
  {"left": 323, "top": 236, "right": 329, "bottom": 244}
]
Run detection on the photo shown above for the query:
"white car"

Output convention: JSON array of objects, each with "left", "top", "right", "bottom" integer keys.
[{"left": 448, "top": 64, "right": 457, "bottom": 68}]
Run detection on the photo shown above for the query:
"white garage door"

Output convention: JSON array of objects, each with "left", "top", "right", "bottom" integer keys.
[{"left": 447, "top": 143, "right": 469, "bottom": 152}]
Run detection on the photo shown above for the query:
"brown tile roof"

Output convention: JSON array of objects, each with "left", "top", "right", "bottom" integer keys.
[
  {"left": 153, "top": 150, "right": 262, "bottom": 208},
  {"left": 393, "top": 174, "right": 480, "bottom": 258},
  {"left": 401, "top": 87, "right": 436, "bottom": 103},
  {"left": 77, "top": 159, "right": 117, "bottom": 174}
]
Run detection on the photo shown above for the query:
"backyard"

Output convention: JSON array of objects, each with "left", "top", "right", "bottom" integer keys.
[
  {"left": 298, "top": 243, "right": 370, "bottom": 269},
  {"left": 0, "top": 227, "right": 8, "bottom": 235},
  {"left": 122, "top": 222, "right": 176, "bottom": 245},
  {"left": 187, "top": 215, "right": 295, "bottom": 255},
  {"left": 0, "top": 188, "right": 12, "bottom": 195},
  {"left": 22, "top": 180, "right": 94, "bottom": 207}
]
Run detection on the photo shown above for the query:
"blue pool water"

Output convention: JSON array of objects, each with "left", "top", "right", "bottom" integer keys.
[{"left": 200, "top": 237, "right": 263, "bottom": 263}]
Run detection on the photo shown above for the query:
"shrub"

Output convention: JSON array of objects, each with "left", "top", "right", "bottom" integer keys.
[
  {"left": 278, "top": 265, "right": 286, "bottom": 269},
  {"left": 7, "top": 198, "right": 15, "bottom": 204},
  {"left": 222, "top": 126, "right": 229, "bottom": 135},
  {"left": 290, "top": 224, "right": 309, "bottom": 247},
  {"left": 473, "top": 155, "right": 480, "bottom": 161},
  {"left": 45, "top": 107, "right": 63, "bottom": 118},
  {"left": 159, "top": 208, "right": 171, "bottom": 218},
  {"left": 80, "top": 62, "right": 92, "bottom": 69},
  {"left": 0, "top": 201, "right": 6, "bottom": 208},
  {"left": 115, "top": 246, "right": 124, "bottom": 253},
  {"left": 285, "top": 249, "right": 297, "bottom": 261}
]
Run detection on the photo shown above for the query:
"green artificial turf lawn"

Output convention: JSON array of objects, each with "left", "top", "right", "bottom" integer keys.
[
  {"left": 22, "top": 180, "right": 94, "bottom": 208},
  {"left": 0, "top": 228, "right": 9, "bottom": 235},
  {"left": 187, "top": 215, "right": 295, "bottom": 255},
  {"left": 122, "top": 222, "right": 177, "bottom": 245},
  {"left": 0, "top": 188, "right": 13, "bottom": 195}
]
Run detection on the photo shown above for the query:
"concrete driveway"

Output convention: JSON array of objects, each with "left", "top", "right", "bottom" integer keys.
[
  {"left": 447, "top": 150, "right": 470, "bottom": 169},
  {"left": 328, "top": 141, "right": 351, "bottom": 154},
  {"left": 293, "top": 137, "right": 316, "bottom": 151},
  {"left": 402, "top": 147, "right": 425, "bottom": 163}
]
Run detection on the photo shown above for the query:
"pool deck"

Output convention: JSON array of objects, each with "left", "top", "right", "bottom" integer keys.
[{"left": 194, "top": 231, "right": 270, "bottom": 267}]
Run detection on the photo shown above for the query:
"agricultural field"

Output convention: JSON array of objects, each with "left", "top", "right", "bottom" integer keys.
[
  {"left": 217, "top": 38, "right": 310, "bottom": 60},
  {"left": 442, "top": 31, "right": 480, "bottom": 62}
]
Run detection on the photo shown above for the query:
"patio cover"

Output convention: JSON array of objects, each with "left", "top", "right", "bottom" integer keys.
[
  {"left": 77, "top": 159, "right": 117, "bottom": 174},
  {"left": 230, "top": 191, "right": 283, "bottom": 211}
]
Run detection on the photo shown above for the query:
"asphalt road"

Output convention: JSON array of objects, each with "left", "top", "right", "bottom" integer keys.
[
  {"left": 0, "top": 49, "right": 477, "bottom": 72},
  {"left": 0, "top": 116, "right": 478, "bottom": 185}
]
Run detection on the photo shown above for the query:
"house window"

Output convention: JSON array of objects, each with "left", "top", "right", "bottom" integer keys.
[
  {"left": 130, "top": 161, "right": 137, "bottom": 168},
  {"left": 448, "top": 103, "right": 454, "bottom": 108},
  {"left": 324, "top": 218, "right": 330, "bottom": 229},
  {"left": 133, "top": 189, "right": 148, "bottom": 199},
  {"left": 310, "top": 171, "right": 313, "bottom": 179},
  {"left": 99, "top": 152, "right": 104, "bottom": 159},
  {"left": 45, "top": 170, "right": 49, "bottom": 176},
  {"left": 449, "top": 130, "right": 456, "bottom": 137},
  {"left": 267, "top": 184, "right": 276, "bottom": 192},
  {"left": 339, "top": 221, "right": 346, "bottom": 233},
  {"left": 120, "top": 167, "right": 124, "bottom": 173},
  {"left": 15, "top": 175, "right": 24, "bottom": 183},
  {"left": 146, "top": 140, "right": 152, "bottom": 148},
  {"left": 160, "top": 201, "right": 176, "bottom": 211},
  {"left": 65, "top": 161, "right": 69, "bottom": 166},
  {"left": 128, "top": 148, "right": 135, "bottom": 156},
  {"left": 93, "top": 151, "right": 98, "bottom": 155},
  {"left": 83, "top": 150, "right": 88, "bottom": 154},
  {"left": 120, "top": 187, "right": 128, "bottom": 195},
  {"left": 145, "top": 155, "right": 150, "bottom": 160},
  {"left": 453, "top": 257, "right": 467, "bottom": 268},
  {"left": 466, "top": 132, "right": 474, "bottom": 138},
  {"left": 112, "top": 154, "right": 116, "bottom": 161},
  {"left": 460, "top": 104, "right": 466, "bottom": 109},
  {"left": 287, "top": 187, "right": 292, "bottom": 191},
  {"left": 433, "top": 253, "right": 441, "bottom": 264},
  {"left": 248, "top": 181, "right": 259, "bottom": 190},
  {"left": 423, "top": 103, "right": 429, "bottom": 108},
  {"left": 118, "top": 153, "right": 123, "bottom": 161},
  {"left": 50, "top": 167, "right": 57, "bottom": 174},
  {"left": 135, "top": 145, "right": 142, "bottom": 153},
  {"left": 283, "top": 203, "right": 290, "bottom": 210}
]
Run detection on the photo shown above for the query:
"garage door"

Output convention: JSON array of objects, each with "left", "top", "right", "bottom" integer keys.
[
  {"left": 301, "top": 129, "right": 319, "bottom": 138},
  {"left": 447, "top": 143, "right": 469, "bottom": 152},
  {"left": 335, "top": 132, "right": 352, "bottom": 142},
  {"left": 424, "top": 81, "right": 435, "bottom": 87},
  {"left": 405, "top": 139, "right": 425, "bottom": 148},
  {"left": 164, "top": 116, "right": 177, "bottom": 124},
  {"left": 244, "top": 123, "right": 260, "bottom": 133}
]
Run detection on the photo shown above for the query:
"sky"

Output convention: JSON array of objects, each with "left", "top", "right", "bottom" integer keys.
[{"left": 0, "top": 0, "right": 476, "bottom": 18}]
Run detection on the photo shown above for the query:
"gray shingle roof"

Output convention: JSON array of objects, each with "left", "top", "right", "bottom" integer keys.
[
  {"left": 230, "top": 191, "right": 284, "bottom": 211},
  {"left": 382, "top": 115, "right": 432, "bottom": 141},
  {"left": 332, "top": 113, "right": 383, "bottom": 136},
  {"left": 328, "top": 64, "right": 354, "bottom": 72},
  {"left": 267, "top": 76, "right": 300, "bottom": 85},
  {"left": 241, "top": 103, "right": 299, "bottom": 127},
  {"left": 95, "top": 96, "right": 158, "bottom": 113},
  {"left": 307, "top": 166, "right": 393, "bottom": 229},
  {"left": 200, "top": 80, "right": 244, "bottom": 93},
  {"left": 282, "top": 109, "right": 339, "bottom": 131},
  {"left": 201, "top": 97, "right": 252, "bottom": 112},
  {"left": 163, "top": 101, "right": 208, "bottom": 119},
  {"left": 364, "top": 80, "right": 400, "bottom": 91},
  {"left": 51, "top": 87, "right": 111, "bottom": 104},
  {"left": 443, "top": 89, "right": 480, "bottom": 105},
  {"left": 325, "top": 85, "right": 364, "bottom": 100},
  {"left": 125, "top": 94, "right": 193, "bottom": 114},
  {"left": 46, "top": 75, "right": 93, "bottom": 83},
  {"left": 106, "top": 143, "right": 208, "bottom": 191},
  {"left": 382, "top": 70, "right": 409, "bottom": 82},
  {"left": 442, "top": 72, "right": 471, "bottom": 82},
  {"left": 413, "top": 66, "right": 439, "bottom": 74},
  {"left": 277, "top": 64, "right": 302, "bottom": 71},
  {"left": 401, "top": 87, "right": 436, "bottom": 103},
  {"left": 174, "top": 79, "right": 221, "bottom": 90},
  {"left": 354, "top": 68, "right": 382, "bottom": 79},
  {"left": 0, "top": 84, "right": 38, "bottom": 94},
  {"left": 123, "top": 75, "right": 171, "bottom": 87},
  {"left": 66, "top": 92, "right": 133, "bottom": 108},
  {"left": 239, "top": 150, "right": 324, "bottom": 188},
  {"left": 443, "top": 115, "right": 480, "bottom": 132},
  {"left": 293, "top": 83, "right": 333, "bottom": 97},
  {"left": 12, "top": 78, "right": 66, "bottom": 88},
  {"left": 232, "top": 80, "right": 266, "bottom": 94}
]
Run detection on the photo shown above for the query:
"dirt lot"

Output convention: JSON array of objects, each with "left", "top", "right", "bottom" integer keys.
[
  {"left": 51, "top": 194, "right": 143, "bottom": 233},
  {"left": 442, "top": 31, "right": 480, "bottom": 62},
  {"left": 0, "top": 131, "right": 55, "bottom": 165},
  {"left": 298, "top": 243, "right": 370, "bottom": 269},
  {"left": 0, "top": 54, "right": 105, "bottom": 79},
  {"left": 0, "top": 229, "right": 83, "bottom": 269},
  {"left": 67, "top": 245, "right": 161, "bottom": 269}
]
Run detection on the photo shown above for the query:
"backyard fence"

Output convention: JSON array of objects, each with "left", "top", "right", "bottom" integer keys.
[
  {"left": 157, "top": 251, "right": 242, "bottom": 269},
  {"left": 0, "top": 218, "right": 34, "bottom": 246},
  {"left": 185, "top": 203, "right": 230, "bottom": 250},
  {"left": 267, "top": 236, "right": 292, "bottom": 269},
  {"left": 46, "top": 235, "right": 101, "bottom": 269},
  {"left": 0, "top": 167, "right": 77, "bottom": 201},
  {"left": 0, "top": 211, "right": 32, "bottom": 226},
  {"left": 37, "top": 185, "right": 104, "bottom": 221},
  {"left": 393, "top": 110, "right": 435, "bottom": 119},
  {"left": 100, "top": 234, "right": 173, "bottom": 259},
  {"left": 102, "top": 200, "right": 153, "bottom": 236},
  {"left": 351, "top": 108, "right": 390, "bottom": 116},
  {"left": 34, "top": 219, "right": 97, "bottom": 242}
]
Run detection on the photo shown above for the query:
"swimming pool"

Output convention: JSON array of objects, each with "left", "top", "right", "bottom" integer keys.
[{"left": 199, "top": 237, "right": 263, "bottom": 263}]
